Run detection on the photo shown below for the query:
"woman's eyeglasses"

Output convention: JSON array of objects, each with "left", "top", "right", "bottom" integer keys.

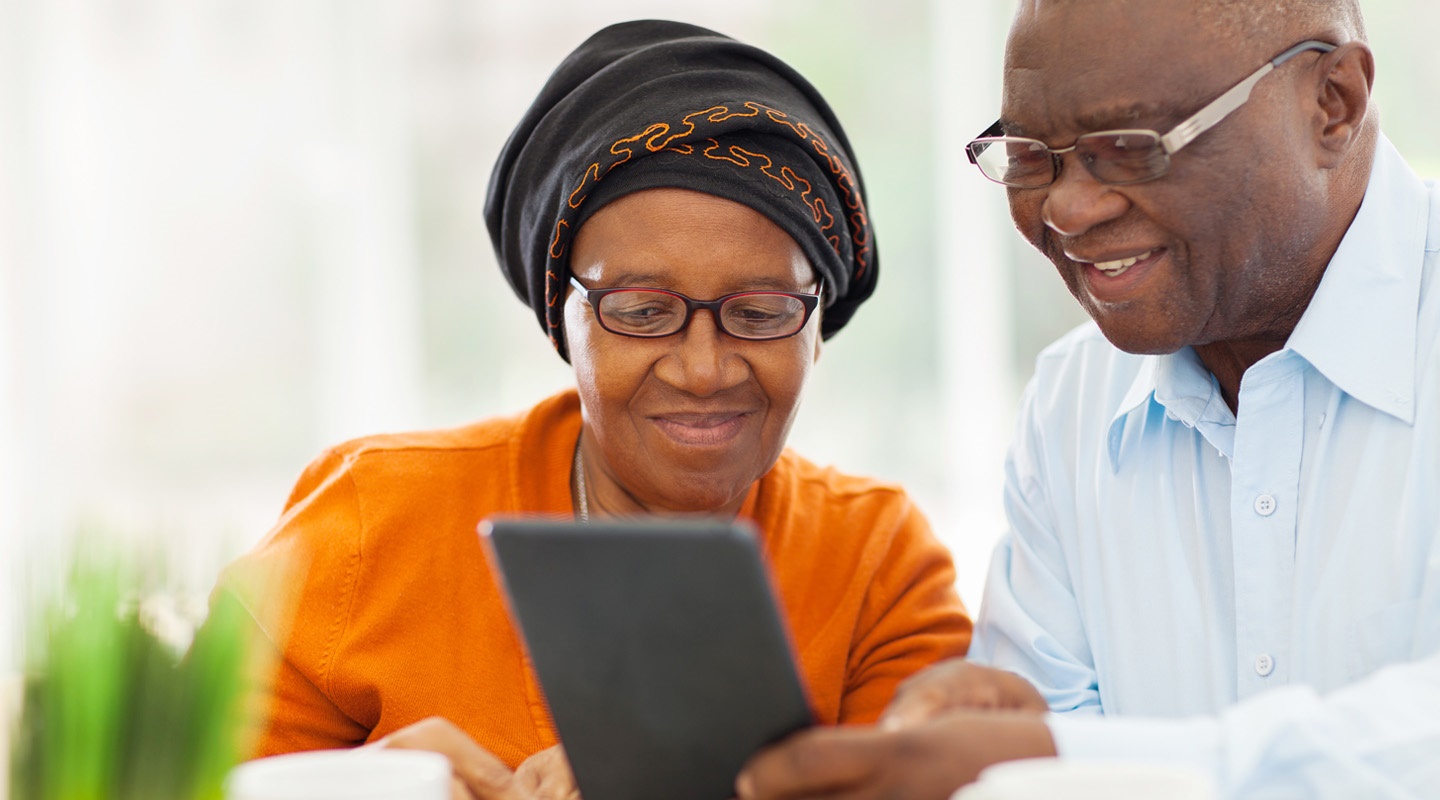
[
  {"left": 568, "top": 276, "right": 822, "bottom": 341},
  {"left": 965, "top": 39, "right": 1337, "bottom": 188}
]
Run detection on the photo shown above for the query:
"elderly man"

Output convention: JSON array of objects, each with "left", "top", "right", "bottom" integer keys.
[{"left": 738, "top": 0, "right": 1440, "bottom": 797}]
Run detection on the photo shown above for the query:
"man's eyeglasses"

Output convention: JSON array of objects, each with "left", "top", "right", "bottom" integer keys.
[
  {"left": 965, "top": 39, "right": 1338, "bottom": 188},
  {"left": 568, "top": 276, "right": 822, "bottom": 341}
]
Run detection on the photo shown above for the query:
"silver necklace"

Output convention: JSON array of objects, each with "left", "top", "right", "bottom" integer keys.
[{"left": 573, "top": 441, "right": 590, "bottom": 522}]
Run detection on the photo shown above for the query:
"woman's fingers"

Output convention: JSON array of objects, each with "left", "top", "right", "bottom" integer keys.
[
  {"left": 376, "top": 716, "right": 526, "bottom": 800},
  {"left": 513, "top": 744, "right": 581, "bottom": 800}
]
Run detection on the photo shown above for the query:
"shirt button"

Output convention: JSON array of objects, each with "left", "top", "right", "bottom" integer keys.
[
  {"left": 1254, "top": 654, "right": 1275, "bottom": 677},
  {"left": 1254, "top": 494, "right": 1277, "bottom": 516}
]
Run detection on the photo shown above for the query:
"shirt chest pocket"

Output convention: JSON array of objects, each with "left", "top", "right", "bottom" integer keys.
[{"left": 1347, "top": 599, "right": 1421, "bottom": 680}]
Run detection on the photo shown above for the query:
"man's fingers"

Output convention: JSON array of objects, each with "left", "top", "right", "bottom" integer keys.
[
  {"left": 880, "top": 682, "right": 952, "bottom": 729},
  {"left": 736, "top": 727, "right": 885, "bottom": 799},
  {"left": 881, "top": 661, "right": 1050, "bottom": 730},
  {"left": 880, "top": 659, "right": 977, "bottom": 728},
  {"left": 741, "top": 712, "right": 1059, "bottom": 800}
]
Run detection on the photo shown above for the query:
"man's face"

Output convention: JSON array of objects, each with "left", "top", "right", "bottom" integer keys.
[{"left": 1002, "top": 1, "right": 1329, "bottom": 354}]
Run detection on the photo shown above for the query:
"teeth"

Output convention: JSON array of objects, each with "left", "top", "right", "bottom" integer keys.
[{"left": 1092, "top": 249, "right": 1153, "bottom": 277}]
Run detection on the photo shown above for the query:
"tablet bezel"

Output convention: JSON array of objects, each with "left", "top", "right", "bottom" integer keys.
[{"left": 480, "top": 517, "right": 814, "bottom": 800}]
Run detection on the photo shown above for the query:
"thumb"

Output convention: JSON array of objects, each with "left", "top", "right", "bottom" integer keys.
[{"left": 878, "top": 686, "right": 946, "bottom": 731}]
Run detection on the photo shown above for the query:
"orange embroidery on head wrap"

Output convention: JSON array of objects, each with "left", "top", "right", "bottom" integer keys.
[
  {"left": 542, "top": 98, "right": 874, "bottom": 334},
  {"left": 548, "top": 221, "right": 570, "bottom": 259}
]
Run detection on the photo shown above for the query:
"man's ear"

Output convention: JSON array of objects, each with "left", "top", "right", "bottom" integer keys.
[{"left": 1314, "top": 41, "right": 1375, "bottom": 167}]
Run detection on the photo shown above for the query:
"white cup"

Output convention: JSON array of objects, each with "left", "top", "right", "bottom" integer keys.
[
  {"left": 226, "top": 748, "right": 451, "bottom": 800},
  {"left": 952, "top": 757, "right": 1218, "bottom": 800}
]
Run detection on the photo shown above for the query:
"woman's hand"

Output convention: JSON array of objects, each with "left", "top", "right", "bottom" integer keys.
[
  {"left": 375, "top": 716, "right": 578, "bottom": 800},
  {"left": 879, "top": 659, "right": 1049, "bottom": 730},
  {"left": 514, "top": 743, "right": 581, "bottom": 800}
]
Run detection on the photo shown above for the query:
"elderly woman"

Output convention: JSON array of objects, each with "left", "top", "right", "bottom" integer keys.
[{"left": 217, "top": 18, "right": 969, "bottom": 799}]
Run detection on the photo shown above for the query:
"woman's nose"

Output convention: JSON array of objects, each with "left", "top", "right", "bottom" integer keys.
[{"left": 654, "top": 311, "right": 747, "bottom": 397}]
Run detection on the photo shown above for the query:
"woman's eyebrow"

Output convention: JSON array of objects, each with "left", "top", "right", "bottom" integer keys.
[
  {"left": 593, "top": 271, "right": 810, "bottom": 292},
  {"left": 594, "top": 270, "right": 671, "bottom": 287}
]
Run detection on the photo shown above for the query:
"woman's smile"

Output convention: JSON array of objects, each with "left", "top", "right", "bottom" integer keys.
[{"left": 648, "top": 410, "right": 755, "bottom": 447}]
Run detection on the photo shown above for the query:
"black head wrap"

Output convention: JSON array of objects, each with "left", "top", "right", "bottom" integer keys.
[{"left": 485, "top": 19, "right": 879, "bottom": 360}]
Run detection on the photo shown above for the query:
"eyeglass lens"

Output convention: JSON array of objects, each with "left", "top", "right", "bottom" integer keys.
[
  {"left": 1075, "top": 132, "right": 1170, "bottom": 184},
  {"left": 970, "top": 131, "right": 1170, "bottom": 187},
  {"left": 597, "top": 289, "right": 810, "bottom": 339}
]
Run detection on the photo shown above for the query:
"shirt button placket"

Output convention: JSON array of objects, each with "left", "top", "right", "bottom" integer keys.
[
  {"left": 1254, "top": 654, "right": 1275, "bottom": 677},
  {"left": 1229, "top": 365, "right": 1302, "bottom": 699}
]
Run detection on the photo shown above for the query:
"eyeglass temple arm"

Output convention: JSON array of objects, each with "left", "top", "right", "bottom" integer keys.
[
  {"left": 966, "top": 119, "right": 1006, "bottom": 163},
  {"left": 1160, "top": 40, "right": 1337, "bottom": 154}
]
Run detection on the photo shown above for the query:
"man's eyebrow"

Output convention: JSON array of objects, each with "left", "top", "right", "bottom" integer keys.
[
  {"left": 1073, "top": 101, "right": 1189, "bottom": 132},
  {"left": 997, "top": 101, "right": 1191, "bottom": 140},
  {"left": 994, "top": 117, "right": 1028, "bottom": 137}
]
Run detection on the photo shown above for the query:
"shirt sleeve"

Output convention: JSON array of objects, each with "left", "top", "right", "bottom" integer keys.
[
  {"left": 210, "top": 448, "right": 372, "bottom": 755},
  {"left": 837, "top": 498, "right": 973, "bottom": 724},
  {"left": 968, "top": 379, "right": 1103, "bottom": 715},
  {"left": 217, "top": 593, "right": 371, "bottom": 756},
  {"left": 1049, "top": 652, "right": 1440, "bottom": 797}
]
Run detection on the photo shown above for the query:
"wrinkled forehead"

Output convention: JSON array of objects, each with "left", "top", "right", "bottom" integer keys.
[{"left": 1002, "top": 0, "right": 1259, "bottom": 137}]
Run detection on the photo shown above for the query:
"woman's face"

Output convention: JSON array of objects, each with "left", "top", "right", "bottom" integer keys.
[{"left": 563, "top": 187, "right": 822, "bottom": 516}]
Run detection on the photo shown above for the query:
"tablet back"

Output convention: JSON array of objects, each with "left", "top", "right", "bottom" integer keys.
[{"left": 481, "top": 518, "right": 813, "bottom": 800}]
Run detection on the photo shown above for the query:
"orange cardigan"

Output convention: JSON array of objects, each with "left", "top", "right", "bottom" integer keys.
[{"left": 217, "top": 390, "right": 970, "bottom": 767}]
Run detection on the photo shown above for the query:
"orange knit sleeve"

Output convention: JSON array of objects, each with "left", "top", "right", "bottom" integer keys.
[
  {"left": 838, "top": 499, "right": 972, "bottom": 723},
  {"left": 215, "top": 448, "right": 373, "bottom": 755}
]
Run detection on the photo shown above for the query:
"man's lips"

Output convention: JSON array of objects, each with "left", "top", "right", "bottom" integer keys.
[
  {"left": 1066, "top": 247, "right": 1164, "bottom": 278},
  {"left": 649, "top": 412, "right": 753, "bottom": 446},
  {"left": 1058, "top": 246, "right": 1168, "bottom": 303}
]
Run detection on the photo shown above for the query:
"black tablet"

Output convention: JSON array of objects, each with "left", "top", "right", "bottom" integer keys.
[{"left": 480, "top": 518, "right": 814, "bottom": 800}]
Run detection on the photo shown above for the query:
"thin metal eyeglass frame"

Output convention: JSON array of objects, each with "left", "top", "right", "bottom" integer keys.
[
  {"left": 965, "top": 39, "right": 1338, "bottom": 187},
  {"left": 567, "top": 276, "right": 823, "bottom": 341}
]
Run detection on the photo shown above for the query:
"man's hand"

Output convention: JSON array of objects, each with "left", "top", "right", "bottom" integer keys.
[
  {"left": 880, "top": 659, "right": 1049, "bottom": 730},
  {"left": 375, "top": 717, "right": 578, "bottom": 800},
  {"left": 735, "top": 712, "right": 1057, "bottom": 800}
]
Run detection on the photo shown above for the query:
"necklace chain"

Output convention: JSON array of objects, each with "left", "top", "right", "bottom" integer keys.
[{"left": 573, "top": 440, "right": 590, "bottom": 522}]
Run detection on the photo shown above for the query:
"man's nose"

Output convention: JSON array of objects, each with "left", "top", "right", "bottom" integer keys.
[{"left": 1040, "top": 153, "right": 1132, "bottom": 237}]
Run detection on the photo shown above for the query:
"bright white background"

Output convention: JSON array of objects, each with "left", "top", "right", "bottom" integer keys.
[{"left": 2, "top": 0, "right": 1436, "bottom": 668}]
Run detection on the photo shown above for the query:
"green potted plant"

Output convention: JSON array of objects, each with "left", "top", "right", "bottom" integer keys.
[{"left": 9, "top": 551, "right": 259, "bottom": 800}]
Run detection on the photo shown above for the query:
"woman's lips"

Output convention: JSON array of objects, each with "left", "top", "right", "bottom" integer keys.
[{"left": 650, "top": 412, "right": 751, "bottom": 446}]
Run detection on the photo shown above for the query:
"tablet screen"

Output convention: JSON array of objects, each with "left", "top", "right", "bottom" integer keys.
[{"left": 481, "top": 518, "right": 814, "bottom": 800}]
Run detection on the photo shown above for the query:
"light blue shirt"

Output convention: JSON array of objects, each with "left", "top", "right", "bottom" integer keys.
[{"left": 971, "top": 137, "right": 1440, "bottom": 798}]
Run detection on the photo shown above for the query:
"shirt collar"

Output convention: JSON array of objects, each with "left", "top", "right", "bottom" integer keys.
[
  {"left": 1107, "top": 136, "right": 1430, "bottom": 469},
  {"left": 1285, "top": 135, "right": 1428, "bottom": 425},
  {"left": 1107, "top": 349, "right": 1236, "bottom": 470}
]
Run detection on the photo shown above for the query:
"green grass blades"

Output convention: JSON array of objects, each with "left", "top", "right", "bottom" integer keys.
[{"left": 11, "top": 553, "right": 257, "bottom": 800}]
